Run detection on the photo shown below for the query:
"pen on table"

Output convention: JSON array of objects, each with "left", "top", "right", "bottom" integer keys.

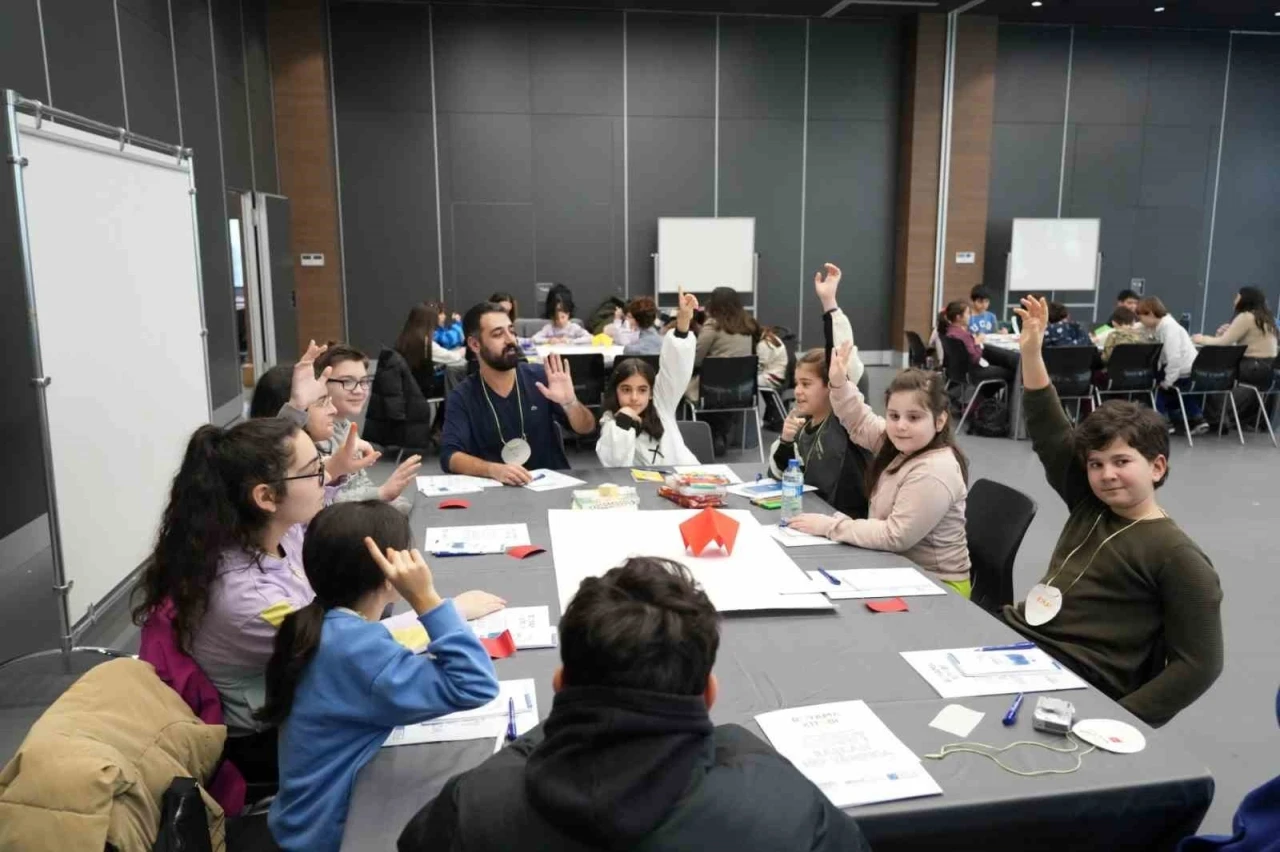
[
  {"left": 1003, "top": 693, "right": 1025, "bottom": 726},
  {"left": 980, "top": 641, "right": 1035, "bottom": 652},
  {"left": 505, "top": 697, "right": 518, "bottom": 742},
  {"left": 528, "top": 473, "right": 546, "bottom": 483},
  {"left": 816, "top": 567, "right": 842, "bottom": 586}
]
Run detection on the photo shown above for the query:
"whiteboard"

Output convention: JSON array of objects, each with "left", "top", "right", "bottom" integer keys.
[
  {"left": 657, "top": 217, "right": 754, "bottom": 295},
  {"left": 1009, "top": 218, "right": 1100, "bottom": 292},
  {"left": 18, "top": 116, "right": 209, "bottom": 623},
  {"left": 547, "top": 509, "right": 833, "bottom": 614}
]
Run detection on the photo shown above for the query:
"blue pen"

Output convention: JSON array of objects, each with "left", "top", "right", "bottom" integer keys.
[
  {"left": 980, "top": 641, "right": 1035, "bottom": 652},
  {"left": 1003, "top": 693, "right": 1025, "bottom": 726},
  {"left": 505, "top": 697, "right": 518, "bottom": 742},
  {"left": 816, "top": 567, "right": 842, "bottom": 586},
  {"left": 529, "top": 473, "right": 546, "bottom": 483}
]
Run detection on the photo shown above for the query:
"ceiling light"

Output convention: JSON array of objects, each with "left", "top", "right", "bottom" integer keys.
[
  {"left": 1154, "top": 5, "right": 1165, "bottom": 10},
  {"left": 1030, "top": 1, "right": 1042, "bottom": 5}
]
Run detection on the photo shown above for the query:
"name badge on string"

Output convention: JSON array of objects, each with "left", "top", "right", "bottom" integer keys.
[
  {"left": 1024, "top": 583, "right": 1063, "bottom": 626},
  {"left": 501, "top": 438, "right": 532, "bottom": 466}
]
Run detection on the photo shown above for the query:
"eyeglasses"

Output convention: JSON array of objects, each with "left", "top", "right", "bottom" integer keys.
[
  {"left": 276, "top": 456, "right": 326, "bottom": 486},
  {"left": 327, "top": 377, "right": 374, "bottom": 392}
]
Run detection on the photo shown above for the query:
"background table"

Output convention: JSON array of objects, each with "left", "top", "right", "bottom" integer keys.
[{"left": 341, "top": 465, "right": 1212, "bottom": 852}]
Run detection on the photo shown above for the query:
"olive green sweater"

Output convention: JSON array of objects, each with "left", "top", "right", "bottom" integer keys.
[{"left": 1003, "top": 385, "right": 1224, "bottom": 727}]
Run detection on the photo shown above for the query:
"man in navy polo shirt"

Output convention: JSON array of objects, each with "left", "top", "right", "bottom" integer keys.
[{"left": 441, "top": 302, "right": 596, "bottom": 484}]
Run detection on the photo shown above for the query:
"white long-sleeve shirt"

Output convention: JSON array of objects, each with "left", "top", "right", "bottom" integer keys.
[
  {"left": 596, "top": 330, "right": 701, "bottom": 467},
  {"left": 1154, "top": 314, "right": 1198, "bottom": 386}
]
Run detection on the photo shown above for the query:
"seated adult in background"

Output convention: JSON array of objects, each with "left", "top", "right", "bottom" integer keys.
[
  {"left": 1100, "top": 306, "right": 1151, "bottom": 364},
  {"left": 968, "top": 285, "right": 998, "bottom": 335},
  {"left": 441, "top": 302, "right": 596, "bottom": 484},
  {"left": 1094, "top": 289, "right": 1141, "bottom": 338},
  {"left": 397, "top": 557, "right": 871, "bottom": 852},
  {"left": 689, "top": 286, "right": 758, "bottom": 456},
  {"left": 1043, "top": 301, "right": 1093, "bottom": 347},
  {"left": 1194, "top": 286, "right": 1279, "bottom": 427},
  {"left": 622, "top": 295, "right": 663, "bottom": 355},
  {"left": 1005, "top": 296, "right": 1222, "bottom": 727}
]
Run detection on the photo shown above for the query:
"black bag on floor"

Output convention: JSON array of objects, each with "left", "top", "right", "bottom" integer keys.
[
  {"left": 152, "top": 777, "right": 212, "bottom": 852},
  {"left": 967, "top": 396, "right": 1010, "bottom": 437}
]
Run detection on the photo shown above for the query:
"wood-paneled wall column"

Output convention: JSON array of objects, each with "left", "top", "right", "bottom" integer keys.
[{"left": 267, "top": 0, "right": 344, "bottom": 350}]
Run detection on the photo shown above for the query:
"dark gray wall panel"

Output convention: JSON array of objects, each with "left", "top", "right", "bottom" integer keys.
[
  {"left": 448, "top": 113, "right": 532, "bottom": 203},
  {"left": 806, "top": 19, "right": 899, "bottom": 124},
  {"left": 627, "top": 116, "right": 715, "bottom": 298},
  {"left": 1146, "top": 30, "right": 1229, "bottom": 128},
  {"left": 984, "top": 122, "right": 1064, "bottom": 297},
  {"left": 626, "top": 14, "right": 714, "bottom": 118},
  {"left": 172, "top": 0, "right": 213, "bottom": 61},
  {"left": 1068, "top": 27, "right": 1150, "bottom": 125},
  {"left": 0, "top": 0, "right": 48, "bottom": 102},
  {"left": 1138, "top": 125, "right": 1216, "bottom": 210},
  {"left": 118, "top": 8, "right": 179, "bottom": 142},
  {"left": 42, "top": 0, "right": 126, "bottom": 126},
  {"left": 242, "top": 0, "right": 276, "bottom": 193},
  {"left": 1131, "top": 206, "right": 1211, "bottom": 320},
  {"left": 803, "top": 119, "right": 895, "bottom": 350},
  {"left": 533, "top": 115, "right": 615, "bottom": 206},
  {"left": 449, "top": 203, "right": 535, "bottom": 312},
  {"left": 433, "top": 6, "right": 530, "bottom": 114},
  {"left": 118, "top": 0, "right": 170, "bottom": 32},
  {"left": 211, "top": 0, "right": 250, "bottom": 189},
  {"left": 535, "top": 202, "right": 618, "bottom": 307},
  {"left": 529, "top": 10, "right": 623, "bottom": 116},
  {"left": 1065, "top": 123, "right": 1143, "bottom": 211},
  {"left": 718, "top": 17, "right": 805, "bottom": 121},
  {"left": 993, "top": 24, "right": 1069, "bottom": 125},
  {"left": 330, "top": 2, "right": 432, "bottom": 113}
]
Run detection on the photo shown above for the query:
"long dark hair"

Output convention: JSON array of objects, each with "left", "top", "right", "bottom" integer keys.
[
  {"left": 705, "top": 287, "right": 757, "bottom": 337},
  {"left": 938, "top": 300, "right": 967, "bottom": 336},
  {"left": 604, "top": 358, "right": 664, "bottom": 442},
  {"left": 866, "top": 369, "right": 968, "bottom": 497},
  {"left": 248, "top": 365, "right": 293, "bottom": 419},
  {"left": 488, "top": 291, "right": 518, "bottom": 322},
  {"left": 256, "top": 501, "right": 411, "bottom": 726},
  {"left": 132, "top": 419, "right": 300, "bottom": 652},
  {"left": 1235, "top": 287, "right": 1276, "bottom": 336},
  {"left": 394, "top": 302, "right": 439, "bottom": 371}
]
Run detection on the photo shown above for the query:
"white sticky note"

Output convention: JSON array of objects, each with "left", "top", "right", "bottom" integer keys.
[{"left": 928, "top": 704, "right": 985, "bottom": 738}]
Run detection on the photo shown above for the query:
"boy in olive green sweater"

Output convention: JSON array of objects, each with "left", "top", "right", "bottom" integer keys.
[{"left": 1004, "top": 296, "right": 1223, "bottom": 728}]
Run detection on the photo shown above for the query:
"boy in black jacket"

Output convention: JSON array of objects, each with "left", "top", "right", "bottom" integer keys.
[{"left": 398, "top": 557, "right": 871, "bottom": 852}]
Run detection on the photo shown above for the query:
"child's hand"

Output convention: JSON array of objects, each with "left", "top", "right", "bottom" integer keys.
[
  {"left": 786, "top": 513, "right": 836, "bottom": 538},
  {"left": 781, "top": 411, "right": 806, "bottom": 443},
  {"left": 827, "top": 341, "right": 853, "bottom": 389},
  {"left": 364, "top": 539, "right": 442, "bottom": 615},
  {"left": 327, "top": 423, "right": 381, "bottom": 480},
  {"left": 617, "top": 406, "right": 643, "bottom": 422},
  {"left": 452, "top": 312, "right": 462, "bottom": 324},
  {"left": 289, "top": 340, "right": 332, "bottom": 410},
  {"left": 676, "top": 286, "right": 698, "bottom": 333},
  {"left": 454, "top": 590, "right": 507, "bottom": 621},
  {"left": 378, "top": 454, "right": 422, "bottom": 502},
  {"left": 1013, "top": 296, "right": 1049, "bottom": 352},
  {"left": 814, "top": 263, "right": 841, "bottom": 312}
]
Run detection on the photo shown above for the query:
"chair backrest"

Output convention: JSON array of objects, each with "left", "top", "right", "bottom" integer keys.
[
  {"left": 965, "top": 478, "right": 1037, "bottom": 615},
  {"left": 938, "top": 334, "right": 973, "bottom": 386},
  {"left": 676, "top": 419, "right": 715, "bottom": 463},
  {"left": 1041, "top": 345, "right": 1095, "bottom": 397},
  {"left": 513, "top": 317, "right": 544, "bottom": 338},
  {"left": 1104, "top": 343, "right": 1162, "bottom": 391},
  {"left": 560, "top": 353, "right": 607, "bottom": 407},
  {"left": 905, "top": 331, "right": 929, "bottom": 368},
  {"left": 1189, "top": 344, "right": 1247, "bottom": 392},
  {"left": 698, "top": 355, "right": 758, "bottom": 410}
]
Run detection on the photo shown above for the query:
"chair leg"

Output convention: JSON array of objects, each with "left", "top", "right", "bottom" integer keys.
[
  {"left": 1229, "top": 392, "right": 1244, "bottom": 446},
  {"left": 1218, "top": 392, "right": 1229, "bottom": 436},
  {"left": 1176, "top": 388, "right": 1193, "bottom": 447},
  {"left": 754, "top": 408, "right": 765, "bottom": 464},
  {"left": 1074, "top": 398, "right": 1082, "bottom": 423},
  {"left": 1251, "top": 387, "right": 1277, "bottom": 448},
  {"left": 1149, "top": 389, "right": 1158, "bottom": 410}
]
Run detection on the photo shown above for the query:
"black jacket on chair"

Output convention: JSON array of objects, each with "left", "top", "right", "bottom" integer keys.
[{"left": 364, "top": 347, "right": 437, "bottom": 451}]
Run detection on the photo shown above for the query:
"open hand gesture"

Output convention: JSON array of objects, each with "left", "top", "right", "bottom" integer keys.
[
  {"left": 378, "top": 454, "right": 422, "bottom": 502},
  {"left": 827, "top": 341, "right": 853, "bottom": 389},
  {"left": 814, "top": 263, "right": 841, "bottom": 312},
  {"left": 363, "top": 538, "right": 442, "bottom": 615},
  {"left": 290, "top": 340, "right": 332, "bottom": 410},
  {"left": 536, "top": 353, "right": 577, "bottom": 406},
  {"left": 1013, "top": 296, "right": 1049, "bottom": 352},
  {"left": 676, "top": 286, "right": 699, "bottom": 333},
  {"left": 326, "top": 422, "right": 381, "bottom": 480}
]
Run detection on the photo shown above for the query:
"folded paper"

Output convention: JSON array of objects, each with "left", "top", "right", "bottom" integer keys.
[
  {"left": 865, "top": 597, "right": 909, "bottom": 613},
  {"left": 506, "top": 544, "right": 546, "bottom": 560},
  {"left": 679, "top": 507, "right": 740, "bottom": 556},
  {"left": 438, "top": 499, "right": 470, "bottom": 510},
  {"left": 479, "top": 629, "right": 517, "bottom": 660}
]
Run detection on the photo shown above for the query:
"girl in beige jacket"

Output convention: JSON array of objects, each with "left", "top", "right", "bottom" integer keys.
[{"left": 787, "top": 342, "right": 972, "bottom": 595}]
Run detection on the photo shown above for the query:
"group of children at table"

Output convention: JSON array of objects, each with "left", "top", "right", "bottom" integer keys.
[{"left": 127, "top": 260, "right": 1252, "bottom": 851}]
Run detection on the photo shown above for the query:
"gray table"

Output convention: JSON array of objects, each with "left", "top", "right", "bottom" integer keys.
[{"left": 342, "top": 465, "right": 1212, "bottom": 852}]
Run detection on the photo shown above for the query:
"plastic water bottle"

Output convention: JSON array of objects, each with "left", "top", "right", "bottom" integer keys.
[{"left": 781, "top": 459, "right": 804, "bottom": 524}]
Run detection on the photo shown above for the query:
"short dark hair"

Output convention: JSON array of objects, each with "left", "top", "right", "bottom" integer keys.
[
  {"left": 314, "top": 343, "right": 367, "bottom": 377},
  {"left": 1074, "top": 401, "right": 1170, "bottom": 488},
  {"left": 248, "top": 364, "right": 294, "bottom": 418},
  {"left": 1110, "top": 306, "right": 1137, "bottom": 326},
  {"left": 1117, "top": 289, "right": 1139, "bottom": 302},
  {"left": 626, "top": 296, "right": 658, "bottom": 330},
  {"left": 1136, "top": 296, "right": 1167, "bottom": 319},
  {"left": 970, "top": 285, "right": 991, "bottom": 302},
  {"left": 1048, "top": 301, "right": 1069, "bottom": 323},
  {"left": 558, "top": 557, "right": 719, "bottom": 696},
  {"left": 463, "top": 302, "right": 510, "bottom": 341}
]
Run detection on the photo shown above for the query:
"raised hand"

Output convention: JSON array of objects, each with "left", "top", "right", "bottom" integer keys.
[
  {"left": 363, "top": 538, "right": 442, "bottom": 615},
  {"left": 290, "top": 340, "right": 332, "bottom": 410},
  {"left": 1013, "top": 296, "right": 1049, "bottom": 352},
  {"left": 452, "top": 312, "right": 462, "bottom": 324},
  {"left": 676, "top": 286, "right": 699, "bottom": 333},
  {"left": 326, "top": 422, "right": 381, "bottom": 480},
  {"left": 488, "top": 463, "right": 533, "bottom": 486},
  {"left": 785, "top": 513, "right": 836, "bottom": 538},
  {"left": 454, "top": 590, "right": 507, "bottom": 620},
  {"left": 781, "top": 410, "right": 807, "bottom": 443},
  {"left": 535, "top": 353, "right": 577, "bottom": 406},
  {"left": 378, "top": 454, "right": 422, "bottom": 502},
  {"left": 827, "top": 341, "right": 853, "bottom": 389},
  {"left": 814, "top": 263, "right": 842, "bottom": 312}
]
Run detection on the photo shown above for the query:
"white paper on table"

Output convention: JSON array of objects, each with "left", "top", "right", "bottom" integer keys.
[
  {"left": 725, "top": 478, "right": 818, "bottom": 500},
  {"left": 945, "top": 647, "right": 1060, "bottom": 678},
  {"left": 416, "top": 474, "right": 504, "bottom": 496},
  {"left": 424, "top": 523, "right": 531, "bottom": 555},
  {"left": 768, "top": 525, "right": 835, "bottom": 548},
  {"left": 805, "top": 567, "right": 946, "bottom": 599},
  {"left": 756, "top": 700, "right": 942, "bottom": 808},
  {"left": 523, "top": 469, "right": 587, "bottom": 493},
  {"left": 929, "top": 704, "right": 985, "bottom": 738},
  {"left": 383, "top": 679, "right": 539, "bottom": 747},
  {"left": 900, "top": 649, "right": 1088, "bottom": 699},
  {"left": 673, "top": 465, "right": 745, "bottom": 484},
  {"left": 470, "top": 606, "right": 557, "bottom": 649}
]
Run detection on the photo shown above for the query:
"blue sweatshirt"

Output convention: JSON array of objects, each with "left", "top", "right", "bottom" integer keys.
[
  {"left": 268, "top": 601, "right": 499, "bottom": 852},
  {"left": 434, "top": 320, "right": 464, "bottom": 350}
]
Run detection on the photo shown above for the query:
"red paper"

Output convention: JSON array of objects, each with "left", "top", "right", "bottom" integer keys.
[
  {"left": 678, "top": 508, "right": 740, "bottom": 556},
  {"left": 438, "top": 499, "right": 470, "bottom": 509},
  {"left": 865, "top": 597, "right": 909, "bottom": 613},
  {"left": 506, "top": 545, "right": 546, "bottom": 560},
  {"left": 480, "top": 629, "right": 517, "bottom": 659}
]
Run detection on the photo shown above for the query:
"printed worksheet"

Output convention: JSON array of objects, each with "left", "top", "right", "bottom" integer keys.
[
  {"left": 383, "top": 679, "right": 538, "bottom": 747},
  {"left": 424, "top": 523, "right": 531, "bottom": 555}
]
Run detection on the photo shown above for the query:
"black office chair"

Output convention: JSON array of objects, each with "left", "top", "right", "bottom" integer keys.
[
  {"left": 365, "top": 347, "right": 438, "bottom": 459},
  {"left": 676, "top": 419, "right": 715, "bottom": 464},
  {"left": 1095, "top": 342, "right": 1162, "bottom": 409},
  {"left": 965, "top": 479, "right": 1037, "bottom": 616},
  {"left": 1041, "top": 345, "right": 1096, "bottom": 423},
  {"left": 695, "top": 355, "right": 765, "bottom": 462},
  {"left": 559, "top": 353, "right": 607, "bottom": 410},
  {"left": 1236, "top": 354, "right": 1280, "bottom": 449},
  {"left": 1172, "top": 345, "right": 1247, "bottom": 447},
  {"left": 905, "top": 330, "right": 931, "bottom": 369},
  {"left": 939, "top": 335, "right": 1007, "bottom": 435}
]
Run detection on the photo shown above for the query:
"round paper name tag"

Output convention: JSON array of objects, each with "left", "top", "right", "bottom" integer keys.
[
  {"left": 1073, "top": 718, "right": 1146, "bottom": 754},
  {"left": 501, "top": 438, "right": 532, "bottom": 466},
  {"left": 1024, "top": 583, "right": 1063, "bottom": 626}
]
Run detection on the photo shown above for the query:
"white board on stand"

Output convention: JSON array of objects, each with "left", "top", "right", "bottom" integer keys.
[
  {"left": 1009, "top": 218, "right": 1100, "bottom": 293},
  {"left": 547, "top": 510, "right": 832, "bottom": 614},
  {"left": 657, "top": 217, "right": 754, "bottom": 295}
]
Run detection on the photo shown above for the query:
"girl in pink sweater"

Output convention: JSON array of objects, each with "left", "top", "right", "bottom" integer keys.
[{"left": 787, "top": 343, "right": 972, "bottom": 595}]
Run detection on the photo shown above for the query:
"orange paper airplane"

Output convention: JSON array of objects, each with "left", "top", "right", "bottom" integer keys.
[{"left": 679, "top": 507, "right": 739, "bottom": 556}]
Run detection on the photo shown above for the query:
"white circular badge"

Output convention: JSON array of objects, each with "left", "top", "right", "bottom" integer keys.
[
  {"left": 1073, "top": 718, "right": 1147, "bottom": 754},
  {"left": 1024, "top": 583, "right": 1063, "bottom": 626},
  {"left": 501, "top": 438, "right": 531, "bottom": 466}
]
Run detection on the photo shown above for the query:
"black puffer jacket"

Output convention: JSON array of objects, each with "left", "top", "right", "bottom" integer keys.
[{"left": 363, "top": 347, "right": 437, "bottom": 451}]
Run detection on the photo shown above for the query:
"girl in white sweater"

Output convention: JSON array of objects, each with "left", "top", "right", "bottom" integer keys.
[{"left": 596, "top": 288, "right": 703, "bottom": 467}]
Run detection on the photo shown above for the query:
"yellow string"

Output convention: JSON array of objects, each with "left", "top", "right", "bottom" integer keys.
[{"left": 923, "top": 733, "right": 1097, "bottom": 777}]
